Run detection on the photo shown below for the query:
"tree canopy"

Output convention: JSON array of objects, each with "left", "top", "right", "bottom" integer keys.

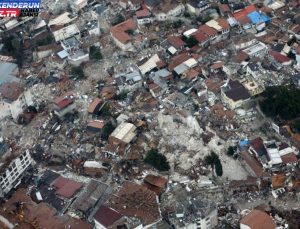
[
  {"left": 184, "top": 36, "right": 198, "bottom": 48},
  {"left": 144, "top": 149, "right": 170, "bottom": 171},
  {"left": 101, "top": 121, "right": 115, "bottom": 141},
  {"left": 70, "top": 66, "right": 85, "bottom": 79},
  {"left": 215, "top": 159, "right": 223, "bottom": 177},
  {"left": 260, "top": 86, "right": 300, "bottom": 120},
  {"left": 204, "top": 151, "right": 223, "bottom": 176},
  {"left": 89, "top": 46, "right": 102, "bottom": 60}
]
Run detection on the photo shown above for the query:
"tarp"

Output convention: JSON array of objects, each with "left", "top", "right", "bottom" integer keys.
[{"left": 247, "top": 11, "right": 270, "bottom": 24}]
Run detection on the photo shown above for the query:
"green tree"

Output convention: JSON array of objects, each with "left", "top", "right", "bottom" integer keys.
[
  {"left": 101, "top": 121, "right": 115, "bottom": 140},
  {"left": 204, "top": 151, "right": 220, "bottom": 175},
  {"left": 144, "top": 149, "right": 170, "bottom": 171},
  {"left": 183, "top": 12, "right": 191, "bottom": 18},
  {"left": 185, "top": 36, "right": 198, "bottom": 48},
  {"left": 70, "top": 66, "right": 85, "bottom": 79},
  {"left": 89, "top": 46, "right": 102, "bottom": 60},
  {"left": 99, "top": 103, "right": 111, "bottom": 117},
  {"left": 227, "top": 146, "right": 235, "bottom": 157},
  {"left": 215, "top": 159, "right": 223, "bottom": 177},
  {"left": 36, "top": 34, "right": 55, "bottom": 46},
  {"left": 114, "top": 90, "right": 128, "bottom": 101},
  {"left": 173, "top": 20, "right": 183, "bottom": 29}
]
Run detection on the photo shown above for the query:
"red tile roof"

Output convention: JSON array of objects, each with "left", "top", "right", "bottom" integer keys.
[
  {"left": 53, "top": 92, "right": 74, "bottom": 109},
  {"left": 4, "top": 189, "right": 92, "bottom": 229},
  {"left": 88, "top": 97, "right": 102, "bottom": 113},
  {"left": 144, "top": 174, "right": 167, "bottom": 188},
  {"left": 168, "top": 52, "right": 190, "bottom": 71},
  {"left": 87, "top": 120, "right": 105, "bottom": 129},
  {"left": 237, "top": 15, "right": 251, "bottom": 25},
  {"left": 217, "top": 18, "right": 230, "bottom": 30},
  {"left": 107, "top": 181, "right": 161, "bottom": 225},
  {"left": 218, "top": 4, "right": 230, "bottom": 13},
  {"left": 110, "top": 19, "right": 137, "bottom": 44},
  {"left": 51, "top": 176, "right": 83, "bottom": 199},
  {"left": 269, "top": 50, "right": 291, "bottom": 63},
  {"left": 233, "top": 5, "right": 256, "bottom": 24},
  {"left": 199, "top": 24, "right": 218, "bottom": 37},
  {"left": 193, "top": 30, "right": 209, "bottom": 43},
  {"left": 233, "top": 51, "right": 249, "bottom": 63},
  {"left": 244, "top": 5, "right": 257, "bottom": 14},
  {"left": 136, "top": 9, "right": 151, "bottom": 18},
  {"left": 281, "top": 153, "right": 298, "bottom": 164},
  {"left": 249, "top": 137, "right": 267, "bottom": 157},
  {"left": 94, "top": 206, "right": 122, "bottom": 227},
  {"left": 211, "top": 61, "right": 224, "bottom": 70},
  {"left": 167, "top": 36, "right": 186, "bottom": 49},
  {"left": 240, "top": 210, "right": 276, "bottom": 229},
  {"left": 241, "top": 151, "right": 265, "bottom": 177}
]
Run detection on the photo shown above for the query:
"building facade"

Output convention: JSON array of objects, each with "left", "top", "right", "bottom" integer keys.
[{"left": 0, "top": 150, "right": 33, "bottom": 197}]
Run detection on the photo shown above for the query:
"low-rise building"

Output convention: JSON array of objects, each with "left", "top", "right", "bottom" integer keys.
[
  {"left": 186, "top": 0, "right": 211, "bottom": 15},
  {"left": 52, "top": 92, "right": 76, "bottom": 117},
  {"left": 110, "top": 19, "right": 137, "bottom": 51},
  {"left": 93, "top": 205, "right": 122, "bottom": 229},
  {"left": 109, "top": 122, "right": 137, "bottom": 149},
  {"left": 52, "top": 24, "right": 81, "bottom": 42},
  {"left": 240, "top": 209, "right": 276, "bottom": 229},
  {"left": 221, "top": 80, "right": 251, "bottom": 110},
  {"left": 243, "top": 42, "right": 268, "bottom": 58}
]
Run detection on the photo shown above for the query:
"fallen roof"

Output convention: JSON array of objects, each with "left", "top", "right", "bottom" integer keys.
[
  {"left": 249, "top": 137, "right": 268, "bottom": 157},
  {"left": 72, "top": 179, "right": 112, "bottom": 213},
  {"left": 240, "top": 209, "right": 276, "bottom": 229},
  {"left": 281, "top": 153, "right": 298, "bottom": 164},
  {"left": 0, "top": 61, "right": 19, "bottom": 85},
  {"left": 106, "top": 181, "right": 161, "bottom": 225},
  {"left": 4, "top": 188, "right": 92, "bottom": 229},
  {"left": 272, "top": 174, "right": 286, "bottom": 189},
  {"left": 241, "top": 151, "right": 265, "bottom": 177},
  {"left": 53, "top": 92, "right": 74, "bottom": 109},
  {"left": 94, "top": 205, "right": 122, "bottom": 227},
  {"left": 144, "top": 174, "right": 168, "bottom": 188},
  {"left": 87, "top": 120, "right": 105, "bottom": 129},
  {"left": 269, "top": 50, "right": 291, "bottom": 63},
  {"left": 0, "top": 81, "right": 23, "bottom": 101},
  {"left": 51, "top": 176, "right": 83, "bottom": 199},
  {"left": 88, "top": 98, "right": 102, "bottom": 113}
]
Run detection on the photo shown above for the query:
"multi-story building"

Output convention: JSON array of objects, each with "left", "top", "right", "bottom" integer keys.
[{"left": 0, "top": 150, "right": 33, "bottom": 197}]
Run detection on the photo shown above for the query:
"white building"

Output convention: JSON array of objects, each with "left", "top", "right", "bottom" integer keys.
[
  {"left": 68, "top": 49, "right": 89, "bottom": 66},
  {"left": 53, "top": 24, "right": 81, "bottom": 42},
  {"left": 0, "top": 150, "right": 33, "bottom": 197},
  {"left": 70, "top": 0, "right": 88, "bottom": 12},
  {"left": 154, "top": 4, "right": 185, "bottom": 21},
  {"left": 243, "top": 42, "right": 268, "bottom": 58},
  {"left": 109, "top": 122, "right": 137, "bottom": 146}
]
